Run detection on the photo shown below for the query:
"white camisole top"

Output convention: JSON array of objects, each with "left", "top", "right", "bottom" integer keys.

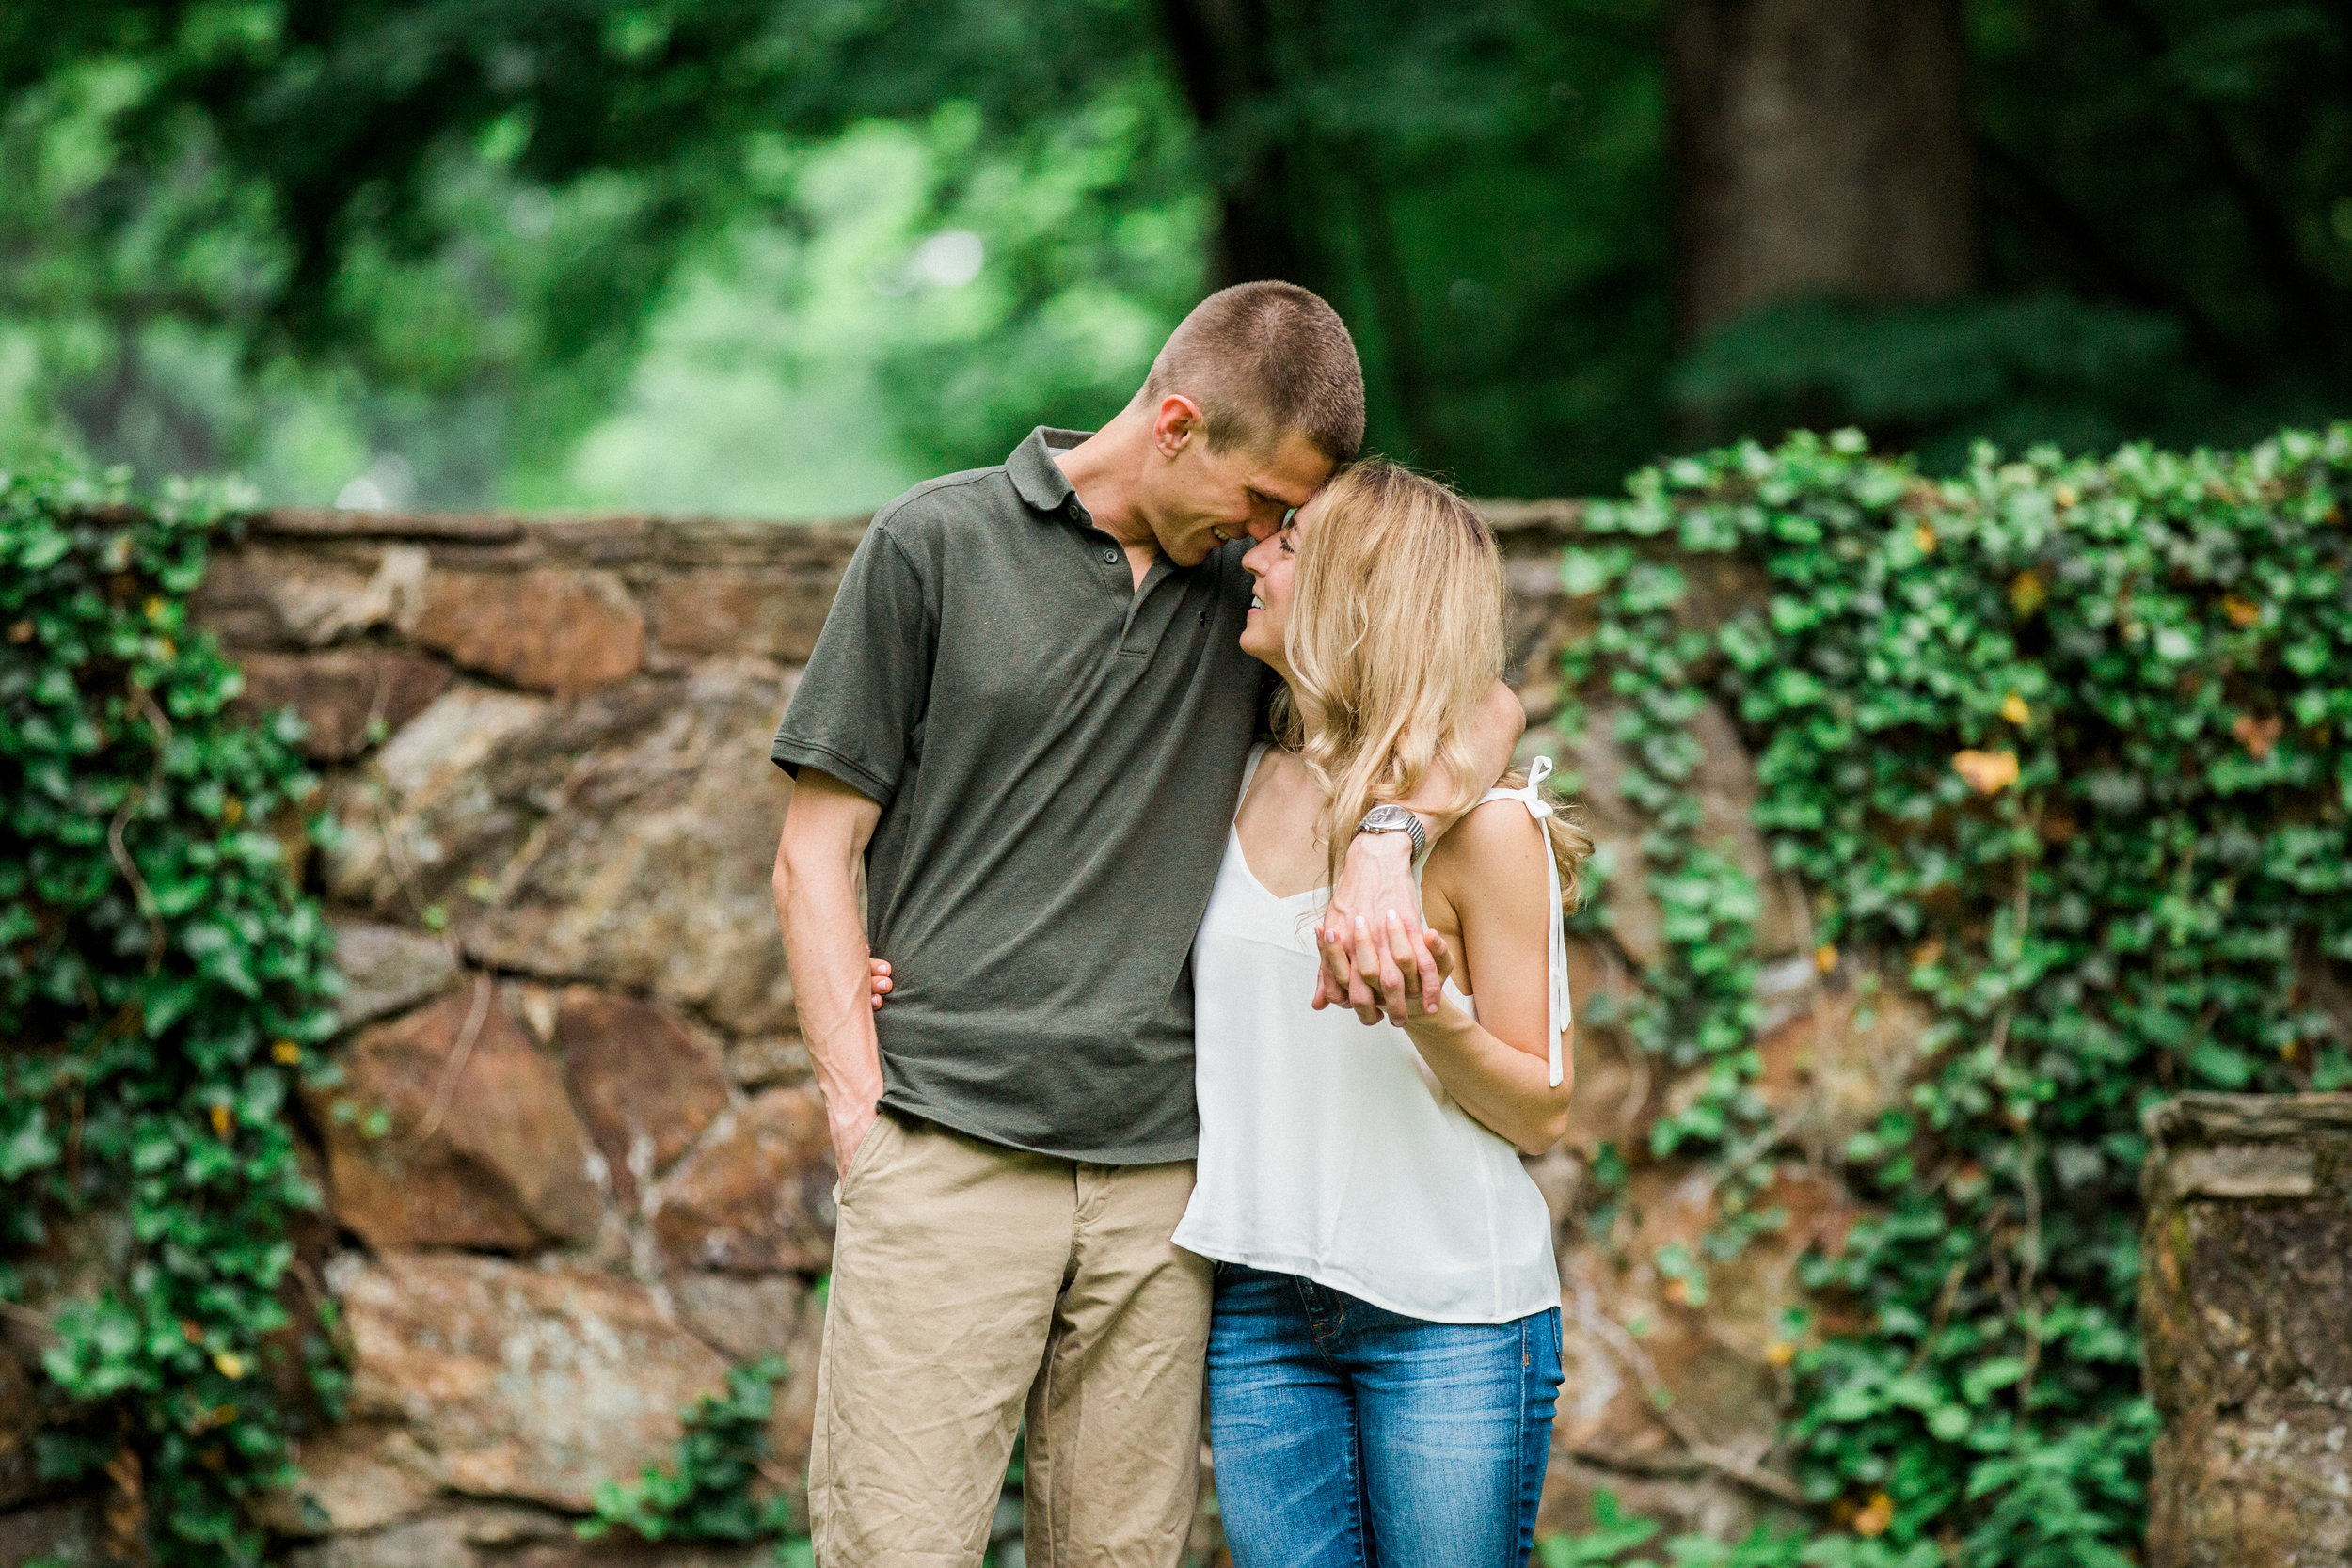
[{"left": 1170, "top": 746, "right": 1569, "bottom": 1324}]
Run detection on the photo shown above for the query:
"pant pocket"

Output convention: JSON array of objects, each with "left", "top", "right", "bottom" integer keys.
[{"left": 834, "top": 1111, "right": 896, "bottom": 1204}]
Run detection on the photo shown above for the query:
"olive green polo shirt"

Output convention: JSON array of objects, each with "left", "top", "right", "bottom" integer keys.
[{"left": 771, "top": 427, "right": 1263, "bottom": 1164}]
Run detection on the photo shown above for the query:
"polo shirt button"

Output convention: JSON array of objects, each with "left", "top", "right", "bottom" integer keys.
[{"left": 1102, "top": 548, "right": 1120, "bottom": 564}]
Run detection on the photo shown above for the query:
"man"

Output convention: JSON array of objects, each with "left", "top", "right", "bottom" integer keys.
[{"left": 769, "top": 281, "right": 1521, "bottom": 1567}]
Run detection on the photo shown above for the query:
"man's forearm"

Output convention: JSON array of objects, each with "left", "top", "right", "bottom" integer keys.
[
  {"left": 1319, "top": 679, "right": 1525, "bottom": 1019},
  {"left": 775, "top": 848, "right": 886, "bottom": 1149},
  {"left": 1388, "top": 677, "right": 1525, "bottom": 842}
]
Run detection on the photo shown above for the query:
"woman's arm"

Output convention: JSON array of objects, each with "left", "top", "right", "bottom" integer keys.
[{"left": 1362, "top": 799, "right": 1574, "bottom": 1156}]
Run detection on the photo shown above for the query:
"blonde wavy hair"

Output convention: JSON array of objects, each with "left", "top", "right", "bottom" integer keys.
[{"left": 1272, "top": 459, "right": 1593, "bottom": 908}]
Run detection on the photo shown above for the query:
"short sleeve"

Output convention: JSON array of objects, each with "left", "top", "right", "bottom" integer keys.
[{"left": 770, "top": 524, "right": 933, "bottom": 804}]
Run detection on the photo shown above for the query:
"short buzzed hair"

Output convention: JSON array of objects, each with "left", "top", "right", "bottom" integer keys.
[{"left": 1141, "top": 281, "right": 1365, "bottom": 464}]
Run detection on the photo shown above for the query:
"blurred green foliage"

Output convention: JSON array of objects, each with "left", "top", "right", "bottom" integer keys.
[
  {"left": 0, "top": 0, "right": 1210, "bottom": 511},
  {"left": 1539, "top": 1490, "right": 1811, "bottom": 1566},
  {"left": 0, "top": 1, "right": 2344, "bottom": 507}
]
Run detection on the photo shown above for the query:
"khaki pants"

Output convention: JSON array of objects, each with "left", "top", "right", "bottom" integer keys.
[{"left": 809, "top": 1111, "right": 1211, "bottom": 1568}]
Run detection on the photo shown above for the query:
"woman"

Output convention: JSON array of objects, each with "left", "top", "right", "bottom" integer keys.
[{"left": 1171, "top": 459, "right": 1592, "bottom": 1568}]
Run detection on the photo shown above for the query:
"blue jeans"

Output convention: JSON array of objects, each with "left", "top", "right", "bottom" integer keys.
[{"left": 1205, "top": 1264, "right": 1563, "bottom": 1568}]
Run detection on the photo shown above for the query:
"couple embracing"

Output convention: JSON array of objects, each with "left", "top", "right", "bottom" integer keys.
[{"left": 769, "top": 282, "right": 1592, "bottom": 1568}]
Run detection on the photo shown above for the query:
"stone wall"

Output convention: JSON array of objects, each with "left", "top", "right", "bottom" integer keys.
[
  {"left": 2141, "top": 1093, "right": 2352, "bottom": 1567},
  {"left": 3, "top": 499, "right": 1903, "bottom": 1565}
]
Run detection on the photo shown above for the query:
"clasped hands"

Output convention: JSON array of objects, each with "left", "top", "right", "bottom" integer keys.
[{"left": 1311, "top": 828, "right": 1456, "bottom": 1024}]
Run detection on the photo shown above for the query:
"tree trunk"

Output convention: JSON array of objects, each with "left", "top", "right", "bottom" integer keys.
[
  {"left": 1157, "top": 0, "right": 1312, "bottom": 287},
  {"left": 1670, "top": 0, "right": 1975, "bottom": 341}
]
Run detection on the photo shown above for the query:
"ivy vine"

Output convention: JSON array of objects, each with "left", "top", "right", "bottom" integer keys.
[
  {"left": 580, "top": 1357, "right": 814, "bottom": 1564},
  {"left": 1549, "top": 424, "right": 2351, "bottom": 1565},
  {"left": 1, "top": 464, "right": 345, "bottom": 1565}
]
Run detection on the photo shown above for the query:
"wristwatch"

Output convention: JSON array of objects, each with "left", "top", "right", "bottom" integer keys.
[{"left": 1355, "top": 804, "right": 1427, "bottom": 860}]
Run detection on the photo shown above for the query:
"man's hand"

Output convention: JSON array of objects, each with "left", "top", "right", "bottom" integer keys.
[
  {"left": 1314, "top": 830, "right": 1441, "bottom": 1023},
  {"left": 830, "top": 1099, "right": 882, "bottom": 1180},
  {"left": 820, "top": 958, "right": 894, "bottom": 1171}
]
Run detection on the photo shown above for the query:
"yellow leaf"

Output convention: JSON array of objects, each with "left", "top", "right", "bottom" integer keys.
[
  {"left": 2222, "top": 594, "right": 2261, "bottom": 627},
  {"left": 2052, "top": 484, "right": 2078, "bottom": 509},
  {"left": 221, "top": 798, "right": 243, "bottom": 826},
  {"left": 1951, "top": 750, "right": 2019, "bottom": 794},
  {"left": 1662, "top": 1278, "right": 1691, "bottom": 1307},
  {"left": 1765, "top": 1340, "right": 1797, "bottom": 1368},
  {"left": 1911, "top": 939, "right": 1945, "bottom": 968},
  {"left": 2008, "top": 569, "right": 2044, "bottom": 615},
  {"left": 271, "top": 1040, "right": 302, "bottom": 1065},
  {"left": 2232, "top": 714, "right": 2281, "bottom": 760},
  {"left": 1913, "top": 523, "right": 1937, "bottom": 553},
  {"left": 209, "top": 1104, "right": 231, "bottom": 1138},
  {"left": 1853, "top": 1494, "right": 1895, "bottom": 1537},
  {"left": 2000, "top": 692, "right": 2029, "bottom": 726},
  {"left": 1813, "top": 944, "right": 1838, "bottom": 974},
  {"left": 213, "top": 1351, "right": 246, "bottom": 1381},
  {"left": 143, "top": 596, "right": 167, "bottom": 622}
]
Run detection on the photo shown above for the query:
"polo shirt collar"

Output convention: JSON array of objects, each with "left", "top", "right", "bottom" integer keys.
[{"left": 1008, "top": 426, "right": 1096, "bottom": 518}]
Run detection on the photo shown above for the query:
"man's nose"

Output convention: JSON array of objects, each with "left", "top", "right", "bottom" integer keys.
[{"left": 1244, "top": 514, "right": 1283, "bottom": 542}]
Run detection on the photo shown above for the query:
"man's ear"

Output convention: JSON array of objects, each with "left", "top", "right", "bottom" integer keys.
[{"left": 1152, "top": 394, "right": 1202, "bottom": 457}]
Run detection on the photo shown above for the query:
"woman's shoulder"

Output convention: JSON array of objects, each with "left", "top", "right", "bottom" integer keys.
[{"left": 1426, "top": 793, "right": 1551, "bottom": 895}]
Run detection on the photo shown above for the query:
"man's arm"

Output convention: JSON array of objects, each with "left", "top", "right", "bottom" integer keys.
[
  {"left": 1314, "top": 678, "right": 1526, "bottom": 1023},
  {"left": 772, "top": 768, "right": 888, "bottom": 1173}
]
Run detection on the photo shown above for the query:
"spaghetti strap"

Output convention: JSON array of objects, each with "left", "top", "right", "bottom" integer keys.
[
  {"left": 1235, "top": 742, "right": 1271, "bottom": 818},
  {"left": 1473, "top": 756, "right": 1573, "bottom": 1087}
]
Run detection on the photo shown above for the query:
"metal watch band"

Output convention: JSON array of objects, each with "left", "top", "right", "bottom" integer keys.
[{"left": 1356, "top": 804, "right": 1427, "bottom": 860}]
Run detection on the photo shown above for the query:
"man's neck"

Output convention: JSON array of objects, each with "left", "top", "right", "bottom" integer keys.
[{"left": 1051, "top": 406, "right": 1157, "bottom": 552}]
